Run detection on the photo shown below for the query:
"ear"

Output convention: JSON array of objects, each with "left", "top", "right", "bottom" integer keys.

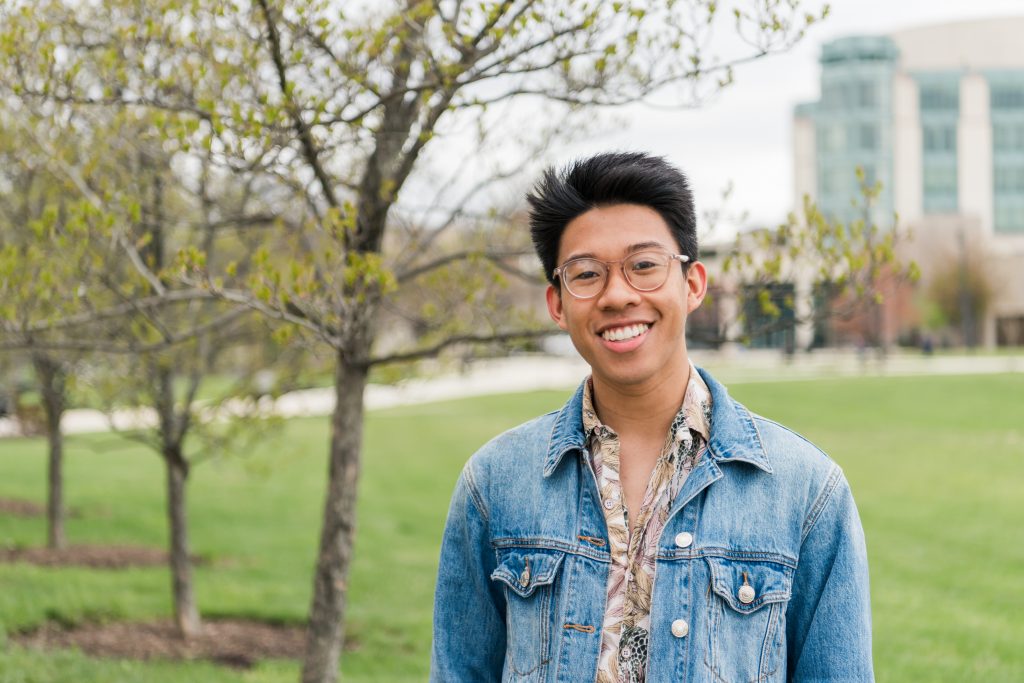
[
  {"left": 685, "top": 261, "right": 708, "bottom": 314},
  {"left": 546, "top": 284, "right": 569, "bottom": 331}
]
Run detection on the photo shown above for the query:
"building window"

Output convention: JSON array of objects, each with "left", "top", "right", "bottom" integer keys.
[
  {"left": 862, "top": 165, "right": 878, "bottom": 187},
  {"left": 994, "top": 166, "right": 1024, "bottom": 195},
  {"left": 991, "top": 84, "right": 1024, "bottom": 110},
  {"left": 993, "top": 123, "right": 1024, "bottom": 151},
  {"left": 923, "top": 124, "right": 956, "bottom": 152},
  {"left": 819, "top": 167, "right": 835, "bottom": 195},
  {"left": 920, "top": 83, "right": 959, "bottom": 111},
  {"left": 996, "top": 316, "right": 1024, "bottom": 347},
  {"left": 856, "top": 81, "right": 877, "bottom": 108},
  {"left": 857, "top": 123, "right": 877, "bottom": 149},
  {"left": 817, "top": 124, "right": 847, "bottom": 152},
  {"left": 923, "top": 164, "right": 958, "bottom": 212}
]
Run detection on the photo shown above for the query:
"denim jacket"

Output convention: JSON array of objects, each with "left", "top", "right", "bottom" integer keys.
[{"left": 431, "top": 368, "right": 873, "bottom": 682}]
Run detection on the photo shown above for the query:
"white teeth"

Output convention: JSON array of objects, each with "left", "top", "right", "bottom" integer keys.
[{"left": 601, "top": 323, "right": 650, "bottom": 342}]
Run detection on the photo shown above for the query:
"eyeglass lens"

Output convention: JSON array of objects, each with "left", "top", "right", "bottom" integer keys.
[{"left": 561, "top": 251, "right": 673, "bottom": 298}]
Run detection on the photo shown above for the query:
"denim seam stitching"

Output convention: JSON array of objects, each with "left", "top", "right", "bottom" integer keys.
[
  {"left": 463, "top": 463, "right": 491, "bottom": 524},
  {"left": 758, "top": 603, "right": 781, "bottom": 680},
  {"left": 705, "top": 598, "right": 783, "bottom": 683},
  {"left": 751, "top": 413, "right": 831, "bottom": 460},
  {"left": 671, "top": 548, "right": 797, "bottom": 567},
  {"left": 741, "top": 405, "right": 769, "bottom": 463},
  {"left": 800, "top": 464, "right": 842, "bottom": 543},
  {"left": 491, "top": 538, "right": 611, "bottom": 562}
]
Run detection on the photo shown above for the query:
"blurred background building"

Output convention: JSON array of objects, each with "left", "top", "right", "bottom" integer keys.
[{"left": 789, "top": 17, "right": 1024, "bottom": 349}]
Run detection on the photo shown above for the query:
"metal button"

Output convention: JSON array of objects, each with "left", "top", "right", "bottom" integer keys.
[
  {"left": 603, "top": 499, "right": 614, "bottom": 510},
  {"left": 738, "top": 584, "right": 755, "bottom": 604},
  {"left": 519, "top": 568, "right": 530, "bottom": 586},
  {"left": 671, "top": 619, "right": 689, "bottom": 638},
  {"left": 674, "top": 532, "right": 693, "bottom": 549}
]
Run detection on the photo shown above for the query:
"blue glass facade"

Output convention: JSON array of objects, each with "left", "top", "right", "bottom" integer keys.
[
  {"left": 916, "top": 73, "right": 960, "bottom": 214},
  {"left": 812, "top": 37, "right": 897, "bottom": 227},
  {"left": 990, "top": 72, "right": 1024, "bottom": 233},
  {"left": 802, "top": 34, "right": 1024, "bottom": 236}
]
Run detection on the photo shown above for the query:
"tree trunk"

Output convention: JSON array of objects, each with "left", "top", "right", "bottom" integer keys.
[
  {"left": 301, "top": 350, "right": 368, "bottom": 683},
  {"left": 32, "top": 354, "right": 66, "bottom": 550},
  {"left": 165, "top": 447, "right": 201, "bottom": 638}
]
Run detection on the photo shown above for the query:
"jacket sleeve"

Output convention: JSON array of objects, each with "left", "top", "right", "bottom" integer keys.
[
  {"left": 786, "top": 465, "right": 874, "bottom": 682},
  {"left": 430, "top": 464, "right": 506, "bottom": 682}
]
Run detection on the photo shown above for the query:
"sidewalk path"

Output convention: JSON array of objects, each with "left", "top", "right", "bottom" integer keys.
[{"left": 2, "top": 349, "right": 1021, "bottom": 437}]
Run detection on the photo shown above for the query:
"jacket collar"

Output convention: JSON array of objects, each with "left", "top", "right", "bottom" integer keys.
[{"left": 543, "top": 366, "right": 772, "bottom": 477}]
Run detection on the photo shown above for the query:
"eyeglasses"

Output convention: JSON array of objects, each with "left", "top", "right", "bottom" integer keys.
[{"left": 553, "top": 249, "right": 690, "bottom": 299}]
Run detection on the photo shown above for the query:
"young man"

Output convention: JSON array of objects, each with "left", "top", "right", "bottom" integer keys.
[{"left": 431, "top": 152, "right": 873, "bottom": 682}]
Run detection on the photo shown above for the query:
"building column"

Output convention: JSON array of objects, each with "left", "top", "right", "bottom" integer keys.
[
  {"left": 792, "top": 111, "right": 817, "bottom": 212},
  {"left": 892, "top": 73, "right": 923, "bottom": 227},
  {"left": 958, "top": 72, "right": 993, "bottom": 234}
]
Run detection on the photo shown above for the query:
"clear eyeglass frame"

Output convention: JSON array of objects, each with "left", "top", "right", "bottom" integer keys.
[{"left": 552, "top": 249, "right": 690, "bottom": 300}]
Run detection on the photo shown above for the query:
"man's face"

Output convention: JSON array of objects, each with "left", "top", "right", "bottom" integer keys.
[{"left": 545, "top": 203, "right": 707, "bottom": 392}]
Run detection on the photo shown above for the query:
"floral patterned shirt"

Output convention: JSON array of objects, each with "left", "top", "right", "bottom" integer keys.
[{"left": 583, "top": 365, "right": 712, "bottom": 683}]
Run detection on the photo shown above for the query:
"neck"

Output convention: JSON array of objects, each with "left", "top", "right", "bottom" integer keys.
[{"left": 591, "top": 360, "right": 691, "bottom": 438}]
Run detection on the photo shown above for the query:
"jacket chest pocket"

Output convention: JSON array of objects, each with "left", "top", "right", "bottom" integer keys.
[
  {"left": 703, "top": 556, "right": 793, "bottom": 683},
  {"left": 491, "top": 548, "right": 566, "bottom": 681}
]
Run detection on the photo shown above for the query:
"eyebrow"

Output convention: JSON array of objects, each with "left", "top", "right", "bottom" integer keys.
[{"left": 563, "top": 241, "right": 671, "bottom": 262}]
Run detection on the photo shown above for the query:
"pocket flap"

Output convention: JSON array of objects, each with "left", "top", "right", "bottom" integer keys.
[
  {"left": 705, "top": 556, "right": 794, "bottom": 614},
  {"left": 491, "top": 549, "right": 565, "bottom": 598}
]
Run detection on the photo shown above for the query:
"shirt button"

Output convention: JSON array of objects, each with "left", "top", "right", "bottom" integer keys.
[
  {"left": 674, "top": 532, "right": 693, "bottom": 549},
  {"left": 603, "top": 499, "right": 614, "bottom": 510},
  {"left": 738, "top": 585, "right": 756, "bottom": 604},
  {"left": 671, "top": 619, "right": 689, "bottom": 638}
]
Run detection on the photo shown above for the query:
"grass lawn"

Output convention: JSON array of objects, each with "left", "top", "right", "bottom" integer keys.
[{"left": 1, "top": 373, "right": 1022, "bottom": 681}]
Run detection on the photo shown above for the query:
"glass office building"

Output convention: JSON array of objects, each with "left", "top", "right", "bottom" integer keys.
[
  {"left": 795, "top": 20, "right": 1024, "bottom": 235},
  {"left": 807, "top": 36, "right": 898, "bottom": 228},
  {"left": 792, "top": 17, "right": 1024, "bottom": 346}
]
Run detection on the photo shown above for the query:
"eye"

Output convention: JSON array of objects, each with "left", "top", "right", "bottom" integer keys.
[
  {"left": 630, "top": 259, "right": 659, "bottom": 272},
  {"left": 571, "top": 268, "right": 601, "bottom": 282},
  {"left": 565, "top": 259, "right": 604, "bottom": 282}
]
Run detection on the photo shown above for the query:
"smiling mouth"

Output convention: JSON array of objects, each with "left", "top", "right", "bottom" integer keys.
[{"left": 600, "top": 323, "right": 651, "bottom": 342}]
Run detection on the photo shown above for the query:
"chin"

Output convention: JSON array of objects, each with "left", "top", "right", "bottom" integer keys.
[{"left": 593, "top": 363, "right": 659, "bottom": 389}]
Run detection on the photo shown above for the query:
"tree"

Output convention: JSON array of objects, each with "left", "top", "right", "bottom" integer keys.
[
  {"left": 927, "top": 240, "right": 993, "bottom": 348},
  {"left": 88, "top": 133, "right": 265, "bottom": 638},
  {"left": 0, "top": 1, "right": 831, "bottom": 680},
  {"left": 0, "top": 112, "right": 99, "bottom": 550},
  {"left": 722, "top": 168, "right": 918, "bottom": 352},
  {"left": 0, "top": 99, "right": 278, "bottom": 637}
]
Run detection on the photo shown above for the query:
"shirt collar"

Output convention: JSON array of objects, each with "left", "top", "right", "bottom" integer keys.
[
  {"left": 580, "top": 363, "right": 711, "bottom": 446},
  {"left": 544, "top": 365, "right": 771, "bottom": 477}
]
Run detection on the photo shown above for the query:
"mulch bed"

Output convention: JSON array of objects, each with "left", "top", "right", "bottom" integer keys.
[
  {"left": 11, "top": 619, "right": 309, "bottom": 668},
  {"left": 0, "top": 545, "right": 205, "bottom": 569},
  {"left": 0, "top": 497, "right": 47, "bottom": 517}
]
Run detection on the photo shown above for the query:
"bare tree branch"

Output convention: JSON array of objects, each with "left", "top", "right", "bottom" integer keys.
[
  {"left": 0, "top": 306, "right": 251, "bottom": 354},
  {"left": 14, "top": 88, "right": 214, "bottom": 122},
  {"left": 17, "top": 117, "right": 168, "bottom": 296},
  {"left": 368, "top": 328, "right": 556, "bottom": 366},
  {"left": 256, "top": 0, "right": 340, "bottom": 209},
  {"left": 1, "top": 289, "right": 215, "bottom": 335},
  {"left": 396, "top": 248, "right": 535, "bottom": 283}
]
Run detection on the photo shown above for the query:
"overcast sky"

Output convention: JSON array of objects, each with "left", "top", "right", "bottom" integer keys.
[{"left": 567, "top": 0, "right": 1024, "bottom": 237}]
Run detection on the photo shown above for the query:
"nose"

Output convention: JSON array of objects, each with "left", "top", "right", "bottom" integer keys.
[{"left": 596, "top": 264, "right": 640, "bottom": 310}]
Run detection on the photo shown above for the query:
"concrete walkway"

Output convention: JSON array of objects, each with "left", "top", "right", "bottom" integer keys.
[{"left": 1, "top": 349, "right": 1021, "bottom": 438}]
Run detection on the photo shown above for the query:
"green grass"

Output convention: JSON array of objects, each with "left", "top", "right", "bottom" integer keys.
[{"left": 1, "top": 374, "right": 1023, "bottom": 681}]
